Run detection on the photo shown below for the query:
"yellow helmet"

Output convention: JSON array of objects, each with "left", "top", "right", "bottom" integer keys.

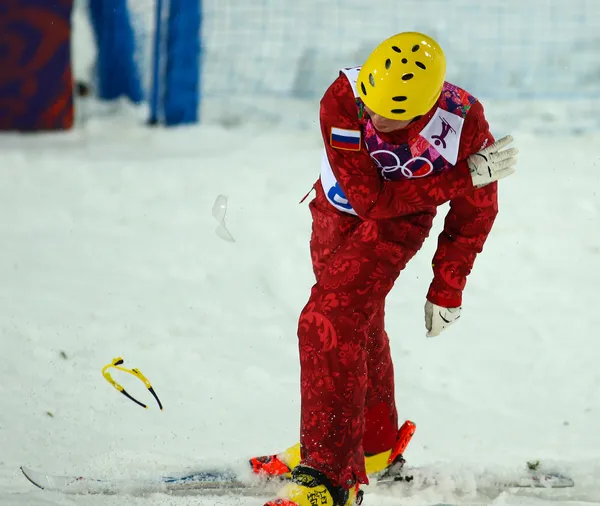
[{"left": 357, "top": 32, "right": 446, "bottom": 120}]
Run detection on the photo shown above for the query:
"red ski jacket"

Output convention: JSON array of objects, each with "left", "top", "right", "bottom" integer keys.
[{"left": 319, "top": 74, "right": 498, "bottom": 307}]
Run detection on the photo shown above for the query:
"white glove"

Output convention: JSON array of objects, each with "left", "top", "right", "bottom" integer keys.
[
  {"left": 424, "top": 300, "right": 462, "bottom": 338},
  {"left": 467, "top": 135, "right": 518, "bottom": 188}
]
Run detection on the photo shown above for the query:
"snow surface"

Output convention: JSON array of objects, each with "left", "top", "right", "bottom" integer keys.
[{"left": 1, "top": 105, "right": 600, "bottom": 506}]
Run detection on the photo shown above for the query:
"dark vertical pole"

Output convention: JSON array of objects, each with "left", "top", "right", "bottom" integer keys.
[{"left": 149, "top": 0, "right": 164, "bottom": 124}]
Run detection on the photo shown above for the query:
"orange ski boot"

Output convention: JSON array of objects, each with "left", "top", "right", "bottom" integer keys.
[
  {"left": 370, "top": 420, "right": 416, "bottom": 479},
  {"left": 250, "top": 420, "right": 416, "bottom": 481}
]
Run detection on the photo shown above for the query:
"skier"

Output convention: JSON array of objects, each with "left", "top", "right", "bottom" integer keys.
[{"left": 252, "top": 31, "right": 518, "bottom": 506}]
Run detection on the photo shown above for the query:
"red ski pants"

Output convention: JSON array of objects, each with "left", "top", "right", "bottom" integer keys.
[{"left": 298, "top": 184, "right": 428, "bottom": 488}]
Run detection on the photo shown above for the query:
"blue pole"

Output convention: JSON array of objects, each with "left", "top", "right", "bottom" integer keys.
[
  {"left": 89, "top": 0, "right": 143, "bottom": 103},
  {"left": 163, "top": 0, "right": 200, "bottom": 125},
  {"left": 149, "top": 0, "right": 164, "bottom": 124},
  {"left": 198, "top": 0, "right": 203, "bottom": 122}
]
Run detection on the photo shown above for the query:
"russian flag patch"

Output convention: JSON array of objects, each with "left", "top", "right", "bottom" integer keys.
[{"left": 330, "top": 127, "right": 361, "bottom": 151}]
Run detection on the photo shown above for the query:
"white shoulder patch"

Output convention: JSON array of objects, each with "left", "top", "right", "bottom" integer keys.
[
  {"left": 340, "top": 67, "right": 361, "bottom": 99},
  {"left": 419, "top": 108, "right": 465, "bottom": 165}
]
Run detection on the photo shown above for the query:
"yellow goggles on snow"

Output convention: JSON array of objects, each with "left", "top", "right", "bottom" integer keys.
[{"left": 102, "top": 357, "right": 163, "bottom": 410}]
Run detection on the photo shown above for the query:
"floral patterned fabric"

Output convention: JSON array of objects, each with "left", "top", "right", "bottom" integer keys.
[{"left": 296, "top": 73, "right": 499, "bottom": 488}]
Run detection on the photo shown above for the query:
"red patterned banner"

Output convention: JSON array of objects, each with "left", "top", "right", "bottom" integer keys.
[{"left": 0, "top": 0, "right": 74, "bottom": 131}]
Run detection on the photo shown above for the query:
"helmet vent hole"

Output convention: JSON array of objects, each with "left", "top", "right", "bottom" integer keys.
[
  {"left": 369, "top": 73, "right": 375, "bottom": 86},
  {"left": 412, "top": 44, "right": 420, "bottom": 52},
  {"left": 391, "top": 46, "right": 402, "bottom": 53},
  {"left": 415, "top": 61, "right": 426, "bottom": 70},
  {"left": 360, "top": 82, "right": 367, "bottom": 95},
  {"left": 391, "top": 109, "right": 406, "bottom": 114},
  {"left": 392, "top": 96, "right": 407, "bottom": 102},
  {"left": 385, "top": 58, "right": 392, "bottom": 69},
  {"left": 402, "top": 58, "right": 408, "bottom": 64},
  {"left": 401, "top": 73, "right": 414, "bottom": 81}
]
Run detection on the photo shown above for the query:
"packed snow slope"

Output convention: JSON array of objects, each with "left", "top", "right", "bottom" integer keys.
[{"left": 0, "top": 113, "right": 599, "bottom": 506}]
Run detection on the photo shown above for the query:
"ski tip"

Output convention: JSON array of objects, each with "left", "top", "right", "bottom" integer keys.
[{"left": 20, "top": 466, "right": 44, "bottom": 490}]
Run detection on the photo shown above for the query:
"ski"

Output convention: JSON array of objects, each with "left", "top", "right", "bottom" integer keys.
[
  {"left": 20, "top": 466, "right": 273, "bottom": 496},
  {"left": 373, "top": 467, "right": 575, "bottom": 490},
  {"left": 20, "top": 462, "right": 574, "bottom": 497}
]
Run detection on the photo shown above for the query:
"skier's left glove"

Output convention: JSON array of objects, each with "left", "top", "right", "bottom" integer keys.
[
  {"left": 467, "top": 135, "right": 518, "bottom": 188},
  {"left": 424, "top": 300, "right": 461, "bottom": 337}
]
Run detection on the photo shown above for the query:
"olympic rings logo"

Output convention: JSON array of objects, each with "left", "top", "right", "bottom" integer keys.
[{"left": 370, "top": 150, "right": 435, "bottom": 180}]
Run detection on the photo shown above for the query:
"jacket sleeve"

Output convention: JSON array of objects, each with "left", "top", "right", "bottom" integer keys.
[
  {"left": 320, "top": 75, "right": 474, "bottom": 220},
  {"left": 426, "top": 101, "right": 499, "bottom": 308}
]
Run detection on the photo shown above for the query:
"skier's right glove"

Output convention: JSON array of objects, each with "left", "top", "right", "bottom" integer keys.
[
  {"left": 467, "top": 135, "right": 518, "bottom": 188},
  {"left": 424, "top": 300, "right": 461, "bottom": 338}
]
